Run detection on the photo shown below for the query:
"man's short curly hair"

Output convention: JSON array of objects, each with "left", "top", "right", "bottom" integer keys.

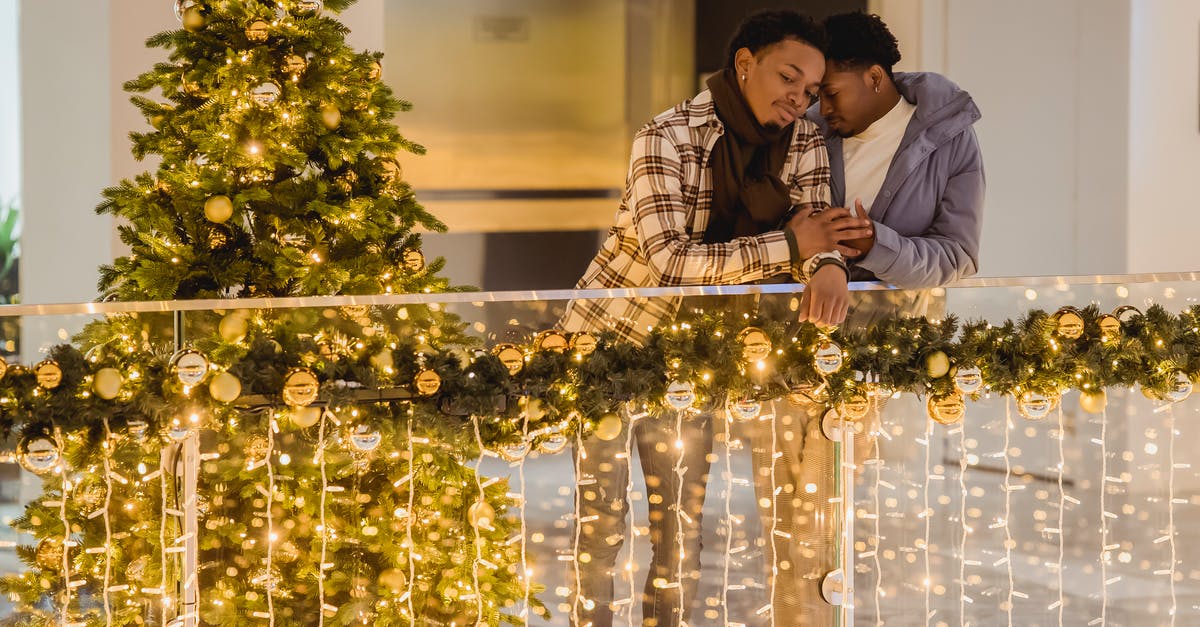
[
  {"left": 824, "top": 12, "right": 902, "bottom": 77},
  {"left": 725, "top": 10, "right": 828, "bottom": 69}
]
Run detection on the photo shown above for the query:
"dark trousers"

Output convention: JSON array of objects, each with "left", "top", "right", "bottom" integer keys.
[{"left": 572, "top": 408, "right": 713, "bottom": 627}]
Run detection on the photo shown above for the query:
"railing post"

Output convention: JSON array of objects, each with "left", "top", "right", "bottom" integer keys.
[{"left": 172, "top": 310, "right": 200, "bottom": 627}]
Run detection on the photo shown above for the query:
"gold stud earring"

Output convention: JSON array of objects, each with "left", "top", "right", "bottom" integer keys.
[{"left": 741, "top": 74, "right": 747, "bottom": 82}]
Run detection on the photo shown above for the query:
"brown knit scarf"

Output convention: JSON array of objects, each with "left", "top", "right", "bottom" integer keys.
[{"left": 702, "top": 68, "right": 794, "bottom": 244}]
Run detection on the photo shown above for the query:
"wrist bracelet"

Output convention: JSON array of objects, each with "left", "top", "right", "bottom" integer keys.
[{"left": 800, "top": 250, "right": 845, "bottom": 282}]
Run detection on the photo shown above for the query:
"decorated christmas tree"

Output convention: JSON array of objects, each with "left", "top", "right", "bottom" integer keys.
[{"left": 98, "top": 0, "right": 448, "bottom": 300}]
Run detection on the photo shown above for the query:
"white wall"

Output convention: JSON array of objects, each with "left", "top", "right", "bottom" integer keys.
[
  {"left": 1128, "top": 0, "right": 1200, "bottom": 273},
  {"left": 873, "top": 0, "right": 1132, "bottom": 278},
  {"left": 0, "top": 0, "right": 19, "bottom": 206}
]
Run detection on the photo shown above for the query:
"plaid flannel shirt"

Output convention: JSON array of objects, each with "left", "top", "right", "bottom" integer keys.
[{"left": 560, "top": 89, "right": 831, "bottom": 344}]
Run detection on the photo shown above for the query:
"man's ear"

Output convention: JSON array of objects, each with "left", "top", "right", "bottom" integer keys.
[
  {"left": 734, "top": 47, "right": 754, "bottom": 76},
  {"left": 868, "top": 65, "right": 886, "bottom": 92}
]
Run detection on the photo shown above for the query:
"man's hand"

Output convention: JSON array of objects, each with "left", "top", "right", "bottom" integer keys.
[
  {"left": 787, "top": 207, "right": 873, "bottom": 259},
  {"left": 838, "top": 199, "right": 876, "bottom": 260},
  {"left": 798, "top": 264, "right": 850, "bottom": 327}
]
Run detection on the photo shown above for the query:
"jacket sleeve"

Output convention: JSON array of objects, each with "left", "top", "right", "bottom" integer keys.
[
  {"left": 856, "top": 128, "right": 985, "bottom": 287},
  {"left": 629, "top": 126, "right": 793, "bottom": 286}
]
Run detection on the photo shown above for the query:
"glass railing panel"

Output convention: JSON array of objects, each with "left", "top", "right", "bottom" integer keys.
[{"left": 0, "top": 273, "right": 1197, "bottom": 625}]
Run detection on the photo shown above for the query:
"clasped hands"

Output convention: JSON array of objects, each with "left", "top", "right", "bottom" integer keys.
[{"left": 785, "top": 200, "right": 874, "bottom": 326}]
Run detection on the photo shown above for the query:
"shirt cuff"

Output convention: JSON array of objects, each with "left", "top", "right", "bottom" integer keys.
[
  {"left": 856, "top": 221, "right": 901, "bottom": 276},
  {"left": 760, "top": 231, "right": 793, "bottom": 277}
]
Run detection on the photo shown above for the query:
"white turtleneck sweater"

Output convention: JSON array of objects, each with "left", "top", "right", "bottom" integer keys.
[{"left": 842, "top": 96, "right": 917, "bottom": 215}]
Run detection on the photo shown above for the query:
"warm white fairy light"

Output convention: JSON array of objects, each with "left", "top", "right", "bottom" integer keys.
[
  {"left": 58, "top": 429, "right": 72, "bottom": 626},
  {"left": 517, "top": 412, "right": 531, "bottom": 624},
  {"left": 102, "top": 419, "right": 115, "bottom": 626},
  {"left": 265, "top": 416, "right": 277, "bottom": 626},
  {"left": 1099, "top": 404, "right": 1109, "bottom": 626},
  {"left": 1167, "top": 405, "right": 1177, "bottom": 624},
  {"left": 470, "top": 416, "right": 487, "bottom": 623},
  {"left": 1052, "top": 405, "right": 1065, "bottom": 625},
  {"left": 316, "top": 410, "right": 329, "bottom": 627},
  {"left": 159, "top": 435, "right": 170, "bottom": 626},
  {"left": 672, "top": 406, "right": 686, "bottom": 621},
  {"left": 922, "top": 416, "right": 932, "bottom": 624},
  {"left": 721, "top": 402, "right": 734, "bottom": 626},
  {"left": 1003, "top": 400, "right": 1014, "bottom": 626},
  {"left": 624, "top": 403, "right": 644, "bottom": 626},
  {"left": 955, "top": 420, "right": 969, "bottom": 623},
  {"left": 768, "top": 408, "right": 779, "bottom": 627},
  {"left": 572, "top": 428, "right": 584, "bottom": 626},
  {"left": 405, "top": 407, "right": 416, "bottom": 624}
]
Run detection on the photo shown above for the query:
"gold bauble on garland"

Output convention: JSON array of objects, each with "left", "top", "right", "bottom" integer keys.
[
  {"left": 594, "top": 414, "right": 622, "bottom": 441},
  {"left": 208, "top": 371, "right": 242, "bottom": 403},
  {"left": 924, "top": 350, "right": 951, "bottom": 379},
  {"left": 1078, "top": 389, "right": 1108, "bottom": 414},
  {"left": 926, "top": 393, "right": 965, "bottom": 425},
  {"left": 737, "top": 327, "right": 772, "bottom": 363},
  {"left": 467, "top": 500, "right": 496, "bottom": 530},
  {"left": 34, "top": 360, "right": 63, "bottom": 390},
  {"left": 92, "top": 367, "right": 123, "bottom": 400}
]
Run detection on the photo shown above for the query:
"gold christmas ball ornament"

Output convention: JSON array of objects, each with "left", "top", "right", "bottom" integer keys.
[
  {"left": 737, "top": 327, "right": 772, "bottom": 363},
  {"left": 1079, "top": 389, "right": 1108, "bottom": 414},
  {"left": 368, "top": 60, "right": 383, "bottom": 81},
  {"left": 1166, "top": 370, "right": 1193, "bottom": 403},
  {"left": 291, "top": 406, "right": 322, "bottom": 429},
  {"left": 250, "top": 81, "right": 282, "bottom": 106},
  {"left": 293, "top": 0, "right": 324, "bottom": 15},
  {"left": 0, "top": 355, "right": 8, "bottom": 382},
  {"left": 413, "top": 369, "right": 441, "bottom": 396},
  {"left": 320, "top": 103, "right": 341, "bottom": 130},
  {"left": 346, "top": 423, "right": 383, "bottom": 453},
  {"left": 402, "top": 249, "right": 425, "bottom": 272},
  {"left": 813, "top": 340, "right": 844, "bottom": 375},
  {"left": 204, "top": 195, "right": 234, "bottom": 224},
  {"left": 218, "top": 310, "right": 249, "bottom": 342},
  {"left": 569, "top": 332, "right": 598, "bottom": 357},
  {"left": 727, "top": 397, "right": 762, "bottom": 421},
  {"left": 19, "top": 436, "right": 61, "bottom": 474},
  {"left": 126, "top": 419, "right": 150, "bottom": 441},
  {"left": 380, "top": 159, "right": 401, "bottom": 183},
  {"left": 245, "top": 20, "right": 270, "bottom": 42},
  {"left": 171, "top": 349, "right": 211, "bottom": 386},
  {"left": 281, "top": 368, "right": 320, "bottom": 407},
  {"left": 953, "top": 365, "right": 984, "bottom": 395},
  {"left": 208, "top": 371, "right": 242, "bottom": 403},
  {"left": 497, "top": 439, "right": 531, "bottom": 462},
  {"left": 34, "top": 360, "right": 63, "bottom": 390},
  {"left": 379, "top": 568, "right": 407, "bottom": 594},
  {"left": 166, "top": 417, "right": 195, "bottom": 442},
  {"left": 594, "top": 414, "right": 622, "bottom": 441},
  {"left": 838, "top": 393, "right": 872, "bottom": 422},
  {"left": 1097, "top": 314, "right": 1121, "bottom": 342},
  {"left": 35, "top": 536, "right": 66, "bottom": 571},
  {"left": 245, "top": 435, "right": 270, "bottom": 464},
  {"left": 664, "top": 380, "right": 697, "bottom": 411},
  {"left": 281, "top": 53, "right": 307, "bottom": 75},
  {"left": 182, "top": 6, "right": 205, "bottom": 32},
  {"left": 467, "top": 500, "right": 496, "bottom": 530},
  {"left": 1054, "top": 307, "right": 1085, "bottom": 340},
  {"left": 924, "top": 350, "right": 951, "bottom": 379},
  {"left": 1113, "top": 305, "right": 1142, "bottom": 323},
  {"left": 537, "top": 424, "right": 569, "bottom": 454},
  {"left": 492, "top": 344, "right": 524, "bottom": 375},
  {"left": 926, "top": 393, "right": 966, "bottom": 426},
  {"left": 92, "top": 367, "right": 124, "bottom": 400},
  {"left": 1017, "top": 391, "right": 1054, "bottom": 420},
  {"left": 534, "top": 330, "right": 569, "bottom": 353},
  {"left": 150, "top": 114, "right": 166, "bottom": 130}
]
